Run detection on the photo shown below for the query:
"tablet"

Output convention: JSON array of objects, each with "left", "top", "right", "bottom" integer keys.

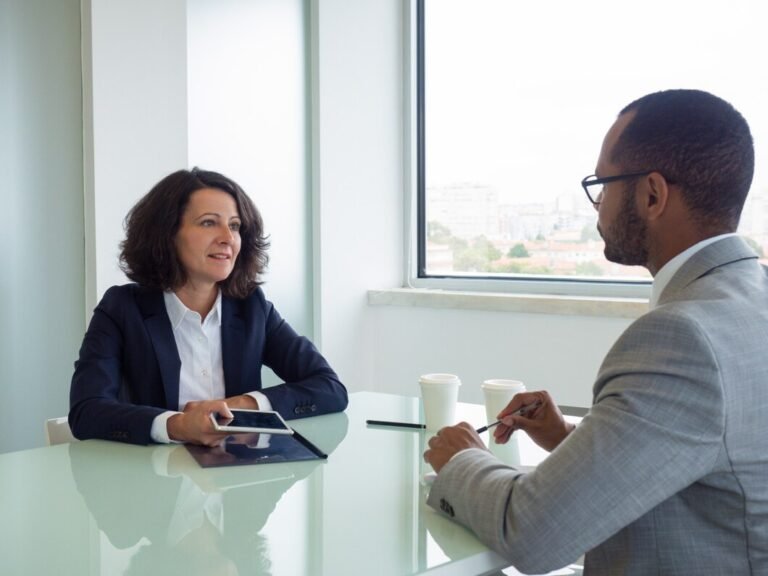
[{"left": 210, "top": 409, "right": 294, "bottom": 435}]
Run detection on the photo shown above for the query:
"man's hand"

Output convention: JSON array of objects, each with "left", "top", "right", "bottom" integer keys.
[
  {"left": 493, "top": 390, "right": 575, "bottom": 452},
  {"left": 167, "top": 399, "right": 233, "bottom": 446},
  {"left": 423, "top": 422, "right": 488, "bottom": 473}
]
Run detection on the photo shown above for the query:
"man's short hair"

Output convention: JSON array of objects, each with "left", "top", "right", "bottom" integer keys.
[{"left": 614, "top": 89, "right": 754, "bottom": 230}]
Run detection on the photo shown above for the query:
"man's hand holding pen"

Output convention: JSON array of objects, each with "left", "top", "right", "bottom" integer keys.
[
  {"left": 423, "top": 390, "right": 575, "bottom": 473},
  {"left": 493, "top": 390, "right": 575, "bottom": 452}
]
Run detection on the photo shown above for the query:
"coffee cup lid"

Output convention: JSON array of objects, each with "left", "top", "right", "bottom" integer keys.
[
  {"left": 419, "top": 373, "right": 461, "bottom": 385},
  {"left": 481, "top": 379, "right": 525, "bottom": 391}
]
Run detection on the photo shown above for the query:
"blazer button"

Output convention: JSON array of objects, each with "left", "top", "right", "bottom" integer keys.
[
  {"left": 440, "top": 498, "right": 455, "bottom": 517},
  {"left": 310, "top": 404, "right": 317, "bottom": 412},
  {"left": 294, "top": 407, "right": 301, "bottom": 415}
]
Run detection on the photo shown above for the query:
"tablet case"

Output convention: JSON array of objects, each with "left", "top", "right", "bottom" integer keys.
[{"left": 186, "top": 429, "right": 327, "bottom": 468}]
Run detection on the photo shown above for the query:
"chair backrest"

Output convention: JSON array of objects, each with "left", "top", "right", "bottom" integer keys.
[{"left": 45, "top": 417, "right": 78, "bottom": 446}]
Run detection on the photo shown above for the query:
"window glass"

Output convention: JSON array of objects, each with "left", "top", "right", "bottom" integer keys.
[{"left": 420, "top": 0, "right": 768, "bottom": 283}]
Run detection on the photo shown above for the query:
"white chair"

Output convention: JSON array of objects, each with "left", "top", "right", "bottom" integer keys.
[{"left": 45, "top": 417, "right": 78, "bottom": 445}]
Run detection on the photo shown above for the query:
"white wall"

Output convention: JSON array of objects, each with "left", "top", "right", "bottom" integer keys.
[
  {"left": 85, "top": 0, "right": 189, "bottom": 307},
  {"left": 313, "top": 0, "right": 405, "bottom": 382},
  {"left": 369, "top": 305, "right": 631, "bottom": 407},
  {"left": 313, "top": 0, "right": 634, "bottom": 408},
  {"left": 0, "top": 0, "right": 85, "bottom": 452},
  {"left": 187, "top": 0, "right": 311, "bottom": 339},
  {"left": 86, "top": 0, "right": 311, "bottom": 332}
]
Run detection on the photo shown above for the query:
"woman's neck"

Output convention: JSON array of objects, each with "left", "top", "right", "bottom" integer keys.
[{"left": 174, "top": 283, "right": 219, "bottom": 319}]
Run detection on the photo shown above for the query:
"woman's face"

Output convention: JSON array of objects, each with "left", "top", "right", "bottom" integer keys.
[{"left": 174, "top": 187, "right": 242, "bottom": 291}]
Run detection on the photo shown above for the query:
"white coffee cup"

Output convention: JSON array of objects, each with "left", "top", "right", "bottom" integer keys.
[
  {"left": 419, "top": 373, "right": 461, "bottom": 430},
  {"left": 481, "top": 379, "right": 526, "bottom": 425}
]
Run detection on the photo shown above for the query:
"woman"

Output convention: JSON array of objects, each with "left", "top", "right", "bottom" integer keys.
[{"left": 69, "top": 168, "right": 347, "bottom": 446}]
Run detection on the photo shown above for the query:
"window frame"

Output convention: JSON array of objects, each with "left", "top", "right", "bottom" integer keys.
[{"left": 405, "top": 0, "right": 651, "bottom": 300}]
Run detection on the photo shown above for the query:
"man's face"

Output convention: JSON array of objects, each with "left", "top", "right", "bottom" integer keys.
[
  {"left": 598, "top": 180, "right": 648, "bottom": 266},
  {"left": 594, "top": 112, "right": 649, "bottom": 267}
]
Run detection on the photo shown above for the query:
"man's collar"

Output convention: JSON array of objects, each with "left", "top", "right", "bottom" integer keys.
[{"left": 650, "top": 233, "right": 740, "bottom": 308}]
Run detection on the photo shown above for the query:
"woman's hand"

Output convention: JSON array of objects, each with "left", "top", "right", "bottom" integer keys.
[
  {"left": 167, "top": 399, "right": 233, "bottom": 446},
  {"left": 493, "top": 390, "right": 575, "bottom": 452},
  {"left": 224, "top": 394, "right": 259, "bottom": 410}
]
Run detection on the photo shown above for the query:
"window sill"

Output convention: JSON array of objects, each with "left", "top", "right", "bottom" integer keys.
[{"left": 367, "top": 288, "right": 648, "bottom": 319}]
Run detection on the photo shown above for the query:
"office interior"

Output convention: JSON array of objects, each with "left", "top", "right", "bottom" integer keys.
[{"left": 1, "top": 0, "right": 636, "bottom": 455}]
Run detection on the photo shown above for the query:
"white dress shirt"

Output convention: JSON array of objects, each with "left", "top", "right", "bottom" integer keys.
[
  {"left": 150, "top": 446, "right": 224, "bottom": 545},
  {"left": 150, "top": 290, "right": 271, "bottom": 443}
]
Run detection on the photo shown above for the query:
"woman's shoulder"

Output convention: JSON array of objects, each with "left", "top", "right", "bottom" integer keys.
[
  {"left": 97, "top": 284, "right": 164, "bottom": 314},
  {"left": 100, "top": 282, "right": 156, "bottom": 299}
]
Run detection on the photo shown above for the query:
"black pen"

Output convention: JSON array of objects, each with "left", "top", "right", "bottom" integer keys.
[
  {"left": 366, "top": 419, "right": 426, "bottom": 430},
  {"left": 476, "top": 400, "right": 543, "bottom": 434}
]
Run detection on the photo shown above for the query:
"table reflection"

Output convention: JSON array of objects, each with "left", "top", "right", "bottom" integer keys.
[{"left": 69, "top": 414, "right": 348, "bottom": 576}]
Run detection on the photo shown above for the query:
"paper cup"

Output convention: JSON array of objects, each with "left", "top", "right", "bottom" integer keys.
[
  {"left": 481, "top": 379, "right": 526, "bottom": 425},
  {"left": 419, "top": 373, "right": 461, "bottom": 430},
  {"left": 482, "top": 379, "right": 525, "bottom": 466}
]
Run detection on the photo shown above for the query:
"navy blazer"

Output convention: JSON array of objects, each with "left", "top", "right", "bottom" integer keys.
[{"left": 69, "top": 284, "right": 347, "bottom": 444}]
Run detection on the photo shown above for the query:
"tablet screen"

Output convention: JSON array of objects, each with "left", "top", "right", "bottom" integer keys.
[{"left": 214, "top": 410, "right": 290, "bottom": 432}]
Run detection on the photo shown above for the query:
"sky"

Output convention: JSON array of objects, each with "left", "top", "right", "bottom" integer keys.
[{"left": 425, "top": 0, "right": 768, "bottom": 206}]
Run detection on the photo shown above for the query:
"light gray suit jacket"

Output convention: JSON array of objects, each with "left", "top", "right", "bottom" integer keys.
[{"left": 428, "top": 236, "right": 768, "bottom": 575}]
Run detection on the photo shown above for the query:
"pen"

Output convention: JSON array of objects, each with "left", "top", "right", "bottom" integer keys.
[
  {"left": 366, "top": 419, "right": 426, "bottom": 430},
  {"left": 476, "top": 400, "right": 543, "bottom": 434}
]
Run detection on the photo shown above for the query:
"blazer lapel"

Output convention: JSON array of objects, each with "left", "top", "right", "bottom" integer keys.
[
  {"left": 221, "top": 296, "right": 246, "bottom": 396},
  {"left": 136, "top": 288, "right": 181, "bottom": 410},
  {"left": 659, "top": 236, "right": 758, "bottom": 305}
]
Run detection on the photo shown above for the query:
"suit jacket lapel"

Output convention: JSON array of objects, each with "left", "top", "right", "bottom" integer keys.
[
  {"left": 659, "top": 236, "right": 758, "bottom": 305},
  {"left": 221, "top": 296, "right": 246, "bottom": 396},
  {"left": 136, "top": 288, "right": 181, "bottom": 410}
]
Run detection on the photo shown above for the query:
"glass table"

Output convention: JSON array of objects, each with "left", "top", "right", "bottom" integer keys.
[{"left": 0, "top": 392, "right": 581, "bottom": 576}]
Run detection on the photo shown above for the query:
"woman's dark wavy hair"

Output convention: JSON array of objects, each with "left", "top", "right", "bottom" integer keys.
[
  {"left": 613, "top": 89, "right": 754, "bottom": 231},
  {"left": 119, "top": 168, "right": 270, "bottom": 299}
]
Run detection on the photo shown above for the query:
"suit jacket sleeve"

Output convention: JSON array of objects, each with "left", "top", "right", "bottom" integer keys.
[
  {"left": 69, "top": 286, "right": 168, "bottom": 445},
  {"left": 229, "top": 288, "right": 348, "bottom": 419},
  {"left": 427, "top": 307, "right": 725, "bottom": 574}
]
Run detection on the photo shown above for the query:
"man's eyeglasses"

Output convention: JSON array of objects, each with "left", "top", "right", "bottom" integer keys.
[{"left": 581, "top": 171, "right": 653, "bottom": 206}]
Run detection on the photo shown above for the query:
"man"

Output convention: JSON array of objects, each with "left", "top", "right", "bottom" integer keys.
[{"left": 424, "top": 89, "right": 768, "bottom": 575}]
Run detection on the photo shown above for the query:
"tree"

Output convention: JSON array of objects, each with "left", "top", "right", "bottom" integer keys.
[
  {"left": 454, "top": 250, "right": 490, "bottom": 272},
  {"left": 507, "top": 243, "right": 530, "bottom": 258},
  {"left": 452, "top": 236, "right": 501, "bottom": 272},
  {"left": 473, "top": 236, "right": 501, "bottom": 262},
  {"left": 428, "top": 221, "right": 453, "bottom": 243}
]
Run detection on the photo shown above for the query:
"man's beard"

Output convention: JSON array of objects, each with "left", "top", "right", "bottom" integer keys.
[{"left": 598, "top": 186, "right": 649, "bottom": 267}]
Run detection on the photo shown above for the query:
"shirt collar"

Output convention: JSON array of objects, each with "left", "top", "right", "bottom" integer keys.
[
  {"left": 163, "top": 290, "right": 222, "bottom": 329},
  {"left": 649, "top": 233, "right": 737, "bottom": 309}
]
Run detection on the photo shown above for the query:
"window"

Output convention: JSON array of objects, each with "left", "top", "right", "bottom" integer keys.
[{"left": 413, "top": 0, "right": 767, "bottom": 296}]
